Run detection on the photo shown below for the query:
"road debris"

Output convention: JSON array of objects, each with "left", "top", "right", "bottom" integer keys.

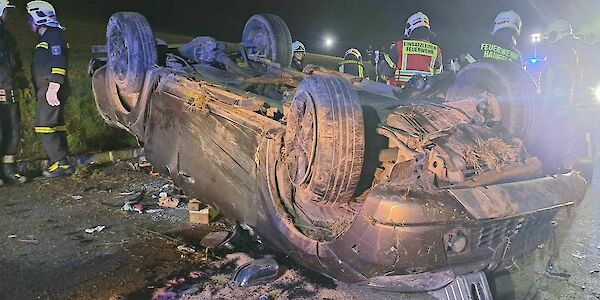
[
  {"left": 17, "top": 239, "right": 39, "bottom": 243},
  {"left": 188, "top": 199, "right": 219, "bottom": 224},
  {"left": 133, "top": 203, "right": 144, "bottom": 213},
  {"left": 177, "top": 244, "right": 196, "bottom": 254},
  {"left": 158, "top": 196, "right": 179, "bottom": 208},
  {"left": 572, "top": 251, "right": 586, "bottom": 259},
  {"left": 122, "top": 189, "right": 146, "bottom": 213},
  {"left": 200, "top": 231, "right": 231, "bottom": 248},
  {"left": 189, "top": 271, "right": 204, "bottom": 279},
  {"left": 233, "top": 256, "right": 279, "bottom": 287},
  {"left": 85, "top": 225, "right": 106, "bottom": 234},
  {"left": 188, "top": 198, "right": 202, "bottom": 211}
]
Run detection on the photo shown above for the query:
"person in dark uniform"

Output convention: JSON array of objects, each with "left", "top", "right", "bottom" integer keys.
[
  {"left": 0, "top": 0, "right": 28, "bottom": 186},
  {"left": 534, "top": 20, "right": 581, "bottom": 173},
  {"left": 464, "top": 10, "right": 523, "bottom": 65},
  {"left": 26, "top": 0, "right": 72, "bottom": 178},
  {"left": 338, "top": 48, "right": 367, "bottom": 78},
  {"left": 291, "top": 41, "right": 305, "bottom": 71}
]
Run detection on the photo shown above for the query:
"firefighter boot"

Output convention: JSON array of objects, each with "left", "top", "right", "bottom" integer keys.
[
  {"left": 42, "top": 159, "right": 73, "bottom": 178},
  {"left": 2, "top": 163, "right": 27, "bottom": 184}
]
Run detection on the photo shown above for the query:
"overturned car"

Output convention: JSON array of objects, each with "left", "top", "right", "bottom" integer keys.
[{"left": 90, "top": 12, "right": 589, "bottom": 293}]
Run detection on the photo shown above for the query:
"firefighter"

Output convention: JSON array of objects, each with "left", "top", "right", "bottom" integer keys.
[
  {"left": 338, "top": 48, "right": 367, "bottom": 78},
  {"left": 0, "top": 0, "right": 28, "bottom": 186},
  {"left": 464, "top": 10, "right": 523, "bottom": 65},
  {"left": 533, "top": 20, "right": 580, "bottom": 173},
  {"left": 541, "top": 19, "right": 580, "bottom": 103},
  {"left": 26, "top": 1, "right": 72, "bottom": 178},
  {"left": 291, "top": 41, "right": 305, "bottom": 71},
  {"left": 380, "top": 12, "right": 443, "bottom": 87}
]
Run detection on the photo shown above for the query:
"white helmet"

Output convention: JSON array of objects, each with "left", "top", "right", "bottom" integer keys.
[
  {"left": 492, "top": 10, "right": 522, "bottom": 36},
  {"left": 0, "top": 0, "right": 15, "bottom": 16},
  {"left": 578, "top": 21, "right": 600, "bottom": 45},
  {"left": 545, "top": 19, "right": 574, "bottom": 43},
  {"left": 292, "top": 41, "right": 305, "bottom": 53},
  {"left": 26, "top": 1, "right": 64, "bottom": 29},
  {"left": 344, "top": 48, "right": 362, "bottom": 61},
  {"left": 405, "top": 12, "right": 430, "bottom": 37}
]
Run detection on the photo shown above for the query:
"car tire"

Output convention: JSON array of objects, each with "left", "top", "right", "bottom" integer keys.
[
  {"left": 106, "top": 12, "right": 157, "bottom": 95},
  {"left": 285, "top": 76, "right": 365, "bottom": 204},
  {"left": 445, "top": 61, "right": 538, "bottom": 144},
  {"left": 242, "top": 14, "right": 292, "bottom": 68}
]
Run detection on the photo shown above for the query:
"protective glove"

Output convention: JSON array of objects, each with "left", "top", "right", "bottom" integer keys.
[{"left": 46, "top": 82, "right": 61, "bottom": 106}]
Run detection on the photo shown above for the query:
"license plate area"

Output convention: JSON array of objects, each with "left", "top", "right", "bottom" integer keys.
[{"left": 429, "top": 271, "right": 493, "bottom": 300}]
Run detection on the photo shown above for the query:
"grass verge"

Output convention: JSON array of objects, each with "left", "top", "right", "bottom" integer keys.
[{"left": 6, "top": 14, "right": 191, "bottom": 160}]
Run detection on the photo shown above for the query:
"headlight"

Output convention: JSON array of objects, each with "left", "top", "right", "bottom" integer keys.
[{"left": 594, "top": 85, "right": 600, "bottom": 102}]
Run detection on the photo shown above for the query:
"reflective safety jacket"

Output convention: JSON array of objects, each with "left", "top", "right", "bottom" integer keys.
[
  {"left": 31, "top": 27, "right": 69, "bottom": 92},
  {"left": 386, "top": 39, "right": 443, "bottom": 87},
  {"left": 338, "top": 59, "right": 366, "bottom": 78}
]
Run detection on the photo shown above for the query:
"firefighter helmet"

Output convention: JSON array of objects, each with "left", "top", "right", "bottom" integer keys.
[
  {"left": 405, "top": 12, "right": 430, "bottom": 37},
  {"left": 578, "top": 21, "right": 600, "bottom": 45},
  {"left": 492, "top": 10, "right": 522, "bottom": 36},
  {"left": 545, "top": 20, "right": 575, "bottom": 43},
  {"left": 344, "top": 48, "right": 362, "bottom": 61},
  {"left": 292, "top": 41, "right": 305, "bottom": 53},
  {"left": 0, "top": 0, "right": 15, "bottom": 16},
  {"left": 26, "top": 1, "right": 64, "bottom": 29}
]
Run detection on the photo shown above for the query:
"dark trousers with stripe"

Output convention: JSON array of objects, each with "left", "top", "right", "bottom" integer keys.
[
  {"left": 35, "top": 83, "right": 69, "bottom": 163},
  {"left": 0, "top": 101, "right": 20, "bottom": 163}
]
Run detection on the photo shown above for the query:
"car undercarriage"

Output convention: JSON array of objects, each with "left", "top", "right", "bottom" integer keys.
[{"left": 89, "top": 12, "right": 590, "bottom": 295}]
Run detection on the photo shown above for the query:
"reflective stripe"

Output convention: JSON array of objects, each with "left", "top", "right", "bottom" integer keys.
[
  {"left": 394, "top": 40, "right": 439, "bottom": 85},
  {"left": 480, "top": 43, "right": 520, "bottom": 62},
  {"left": 384, "top": 53, "right": 396, "bottom": 69},
  {"left": 402, "top": 40, "right": 438, "bottom": 57},
  {"left": 48, "top": 162, "right": 59, "bottom": 172},
  {"left": 465, "top": 54, "right": 477, "bottom": 64},
  {"left": 48, "top": 161, "right": 70, "bottom": 173},
  {"left": 36, "top": 42, "right": 48, "bottom": 49},
  {"left": 338, "top": 60, "right": 366, "bottom": 78},
  {"left": 35, "top": 126, "right": 67, "bottom": 133},
  {"left": 51, "top": 68, "right": 66, "bottom": 75},
  {"left": 2, "top": 155, "right": 15, "bottom": 164}
]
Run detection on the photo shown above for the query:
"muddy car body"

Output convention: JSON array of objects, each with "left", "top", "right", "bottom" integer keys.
[{"left": 90, "top": 12, "right": 588, "bottom": 292}]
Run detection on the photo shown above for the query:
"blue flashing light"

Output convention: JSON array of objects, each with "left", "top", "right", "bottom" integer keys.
[{"left": 529, "top": 57, "right": 538, "bottom": 64}]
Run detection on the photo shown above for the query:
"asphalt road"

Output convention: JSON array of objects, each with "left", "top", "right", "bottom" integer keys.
[{"left": 0, "top": 162, "right": 598, "bottom": 300}]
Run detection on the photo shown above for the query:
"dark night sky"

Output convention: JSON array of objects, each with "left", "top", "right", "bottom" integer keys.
[{"left": 51, "top": 0, "right": 600, "bottom": 58}]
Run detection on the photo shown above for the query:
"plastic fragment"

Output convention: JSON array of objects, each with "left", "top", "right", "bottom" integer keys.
[{"left": 85, "top": 225, "right": 106, "bottom": 234}]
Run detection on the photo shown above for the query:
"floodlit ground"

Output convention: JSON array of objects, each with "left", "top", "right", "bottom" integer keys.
[{"left": 0, "top": 162, "right": 599, "bottom": 300}]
